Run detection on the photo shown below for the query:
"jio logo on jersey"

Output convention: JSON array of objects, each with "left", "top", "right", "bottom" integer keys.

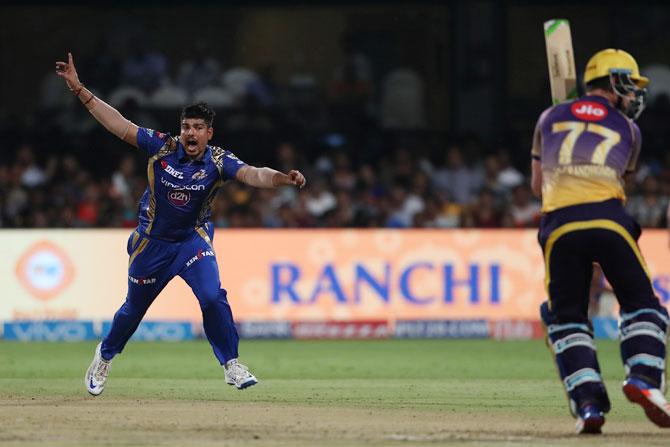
[
  {"left": 168, "top": 190, "right": 191, "bottom": 207},
  {"left": 571, "top": 101, "right": 608, "bottom": 121}
]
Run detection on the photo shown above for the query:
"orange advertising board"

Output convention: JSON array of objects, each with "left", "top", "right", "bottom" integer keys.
[{"left": 2, "top": 229, "right": 669, "bottom": 323}]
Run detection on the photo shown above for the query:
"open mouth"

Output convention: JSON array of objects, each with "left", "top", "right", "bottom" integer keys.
[{"left": 186, "top": 139, "right": 198, "bottom": 150}]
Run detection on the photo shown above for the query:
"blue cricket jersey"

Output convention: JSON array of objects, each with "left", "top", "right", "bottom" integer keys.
[{"left": 135, "top": 127, "right": 246, "bottom": 241}]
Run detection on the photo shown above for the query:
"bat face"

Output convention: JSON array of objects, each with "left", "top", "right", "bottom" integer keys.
[{"left": 544, "top": 19, "right": 577, "bottom": 104}]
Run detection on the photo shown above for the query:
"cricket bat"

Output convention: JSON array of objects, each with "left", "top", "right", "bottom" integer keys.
[{"left": 544, "top": 19, "right": 577, "bottom": 104}]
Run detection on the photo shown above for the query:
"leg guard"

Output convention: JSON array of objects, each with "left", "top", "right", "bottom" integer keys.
[
  {"left": 620, "top": 308, "right": 669, "bottom": 390},
  {"left": 541, "top": 301, "right": 611, "bottom": 415}
]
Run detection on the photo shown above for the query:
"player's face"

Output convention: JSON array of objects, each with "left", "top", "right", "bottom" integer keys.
[{"left": 180, "top": 118, "right": 213, "bottom": 158}]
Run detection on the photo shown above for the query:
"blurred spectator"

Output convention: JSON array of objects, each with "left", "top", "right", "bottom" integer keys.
[
  {"left": 15, "top": 144, "right": 49, "bottom": 188},
  {"left": 121, "top": 41, "right": 169, "bottom": 93},
  {"left": 462, "top": 188, "right": 501, "bottom": 228},
  {"left": 332, "top": 151, "right": 357, "bottom": 192},
  {"left": 305, "top": 179, "right": 337, "bottom": 219},
  {"left": 177, "top": 40, "right": 223, "bottom": 94},
  {"left": 80, "top": 39, "right": 122, "bottom": 96},
  {"left": 9, "top": 34, "right": 670, "bottom": 231},
  {"left": 247, "top": 64, "right": 280, "bottom": 108},
  {"left": 431, "top": 145, "right": 483, "bottom": 204},
  {"left": 496, "top": 148, "right": 524, "bottom": 190},
  {"left": 481, "top": 154, "right": 506, "bottom": 199},
  {"left": 385, "top": 182, "right": 425, "bottom": 228},
  {"left": 627, "top": 175, "right": 669, "bottom": 227},
  {"left": 507, "top": 184, "right": 541, "bottom": 228}
]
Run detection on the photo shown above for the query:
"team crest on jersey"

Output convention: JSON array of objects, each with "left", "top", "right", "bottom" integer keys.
[
  {"left": 167, "top": 190, "right": 191, "bottom": 207},
  {"left": 146, "top": 129, "right": 165, "bottom": 139},
  {"left": 192, "top": 169, "right": 207, "bottom": 180},
  {"left": 571, "top": 101, "right": 608, "bottom": 121}
]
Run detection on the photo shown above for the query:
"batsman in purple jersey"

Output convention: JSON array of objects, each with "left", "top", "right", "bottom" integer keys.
[
  {"left": 531, "top": 49, "right": 670, "bottom": 434},
  {"left": 56, "top": 52, "right": 306, "bottom": 396}
]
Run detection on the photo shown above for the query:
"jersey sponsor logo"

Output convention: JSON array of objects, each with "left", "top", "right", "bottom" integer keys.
[
  {"left": 160, "top": 160, "right": 184, "bottom": 179},
  {"left": 128, "top": 275, "right": 157, "bottom": 285},
  {"left": 168, "top": 190, "right": 191, "bottom": 207},
  {"left": 185, "top": 249, "right": 215, "bottom": 267},
  {"left": 192, "top": 169, "right": 207, "bottom": 180},
  {"left": 160, "top": 176, "right": 206, "bottom": 191},
  {"left": 571, "top": 101, "right": 608, "bottom": 121}
]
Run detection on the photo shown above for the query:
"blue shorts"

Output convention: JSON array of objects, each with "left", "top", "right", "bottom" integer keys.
[{"left": 126, "top": 222, "right": 221, "bottom": 301}]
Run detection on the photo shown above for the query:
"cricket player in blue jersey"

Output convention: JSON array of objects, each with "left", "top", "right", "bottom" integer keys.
[
  {"left": 532, "top": 49, "right": 670, "bottom": 433},
  {"left": 56, "top": 53, "right": 306, "bottom": 395}
]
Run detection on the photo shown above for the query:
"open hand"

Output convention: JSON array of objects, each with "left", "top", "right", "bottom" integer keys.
[
  {"left": 287, "top": 170, "right": 306, "bottom": 188},
  {"left": 55, "top": 52, "right": 82, "bottom": 91}
]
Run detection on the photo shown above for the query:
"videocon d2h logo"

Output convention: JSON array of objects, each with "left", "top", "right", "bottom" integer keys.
[{"left": 15, "top": 240, "right": 75, "bottom": 301}]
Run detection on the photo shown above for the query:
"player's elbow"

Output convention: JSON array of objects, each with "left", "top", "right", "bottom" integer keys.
[
  {"left": 530, "top": 160, "right": 542, "bottom": 198},
  {"left": 531, "top": 181, "right": 542, "bottom": 198}
]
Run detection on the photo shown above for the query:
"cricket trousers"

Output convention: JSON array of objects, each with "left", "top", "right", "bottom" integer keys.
[
  {"left": 100, "top": 224, "right": 239, "bottom": 365},
  {"left": 538, "top": 199, "right": 668, "bottom": 414}
]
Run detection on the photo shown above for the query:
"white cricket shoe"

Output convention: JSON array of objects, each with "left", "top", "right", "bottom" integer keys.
[
  {"left": 224, "top": 359, "right": 258, "bottom": 389},
  {"left": 623, "top": 377, "right": 670, "bottom": 428},
  {"left": 85, "top": 342, "right": 111, "bottom": 396}
]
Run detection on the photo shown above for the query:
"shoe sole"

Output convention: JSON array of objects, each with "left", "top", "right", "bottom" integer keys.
[
  {"left": 576, "top": 415, "right": 604, "bottom": 434},
  {"left": 236, "top": 379, "right": 258, "bottom": 390},
  {"left": 623, "top": 383, "right": 670, "bottom": 428}
]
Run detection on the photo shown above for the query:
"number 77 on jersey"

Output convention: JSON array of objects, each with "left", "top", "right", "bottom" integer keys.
[{"left": 544, "top": 19, "right": 578, "bottom": 104}]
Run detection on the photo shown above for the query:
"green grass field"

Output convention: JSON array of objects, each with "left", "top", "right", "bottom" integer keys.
[{"left": 1, "top": 339, "right": 668, "bottom": 446}]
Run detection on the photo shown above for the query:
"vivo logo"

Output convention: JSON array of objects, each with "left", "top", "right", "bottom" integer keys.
[
  {"left": 102, "top": 321, "right": 193, "bottom": 341},
  {"left": 271, "top": 262, "right": 501, "bottom": 305},
  {"left": 4, "top": 321, "right": 95, "bottom": 341}
]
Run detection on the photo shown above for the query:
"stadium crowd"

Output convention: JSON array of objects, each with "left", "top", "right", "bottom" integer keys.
[{"left": 2, "top": 40, "right": 670, "bottom": 230}]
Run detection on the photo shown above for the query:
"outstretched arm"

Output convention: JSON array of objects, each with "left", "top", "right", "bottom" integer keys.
[
  {"left": 236, "top": 165, "right": 306, "bottom": 189},
  {"left": 55, "top": 52, "right": 139, "bottom": 148}
]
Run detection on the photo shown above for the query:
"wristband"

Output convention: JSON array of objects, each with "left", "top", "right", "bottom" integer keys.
[
  {"left": 83, "top": 92, "right": 95, "bottom": 106},
  {"left": 72, "top": 83, "right": 84, "bottom": 97}
]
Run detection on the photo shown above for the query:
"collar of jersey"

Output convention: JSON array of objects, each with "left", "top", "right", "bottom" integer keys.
[
  {"left": 177, "top": 142, "right": 211, "bottom": 164},
  {"left": 581, "top": 94, "right": 610, "bottom": 106}
]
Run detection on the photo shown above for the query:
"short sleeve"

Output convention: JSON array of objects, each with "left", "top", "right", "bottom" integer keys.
[
  {"left": 531, "top": 107, "right": 552, "bottom": 161},
  {"left": 137, "top": 128, "right": 171, "bottom": 157},
  {"left": 221, "top": 150, "right": 247, "bottom": 180}
]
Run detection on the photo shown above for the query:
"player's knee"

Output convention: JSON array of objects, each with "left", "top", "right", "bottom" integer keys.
[{"left": 197, "top": 288, "right": 229, "bottom": 308}]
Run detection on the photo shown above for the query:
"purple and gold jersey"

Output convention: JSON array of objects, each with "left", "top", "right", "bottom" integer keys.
[
  {"left": 135, "top": 128, "right": 246, "bottom": 241},
  {"left": 532, "top": 95, "right": 641, "bottom": 212}
]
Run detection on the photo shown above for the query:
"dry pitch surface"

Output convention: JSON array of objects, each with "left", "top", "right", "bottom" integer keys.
[{"left": 1, "top": 340, "right": 668, "bottom": 446}]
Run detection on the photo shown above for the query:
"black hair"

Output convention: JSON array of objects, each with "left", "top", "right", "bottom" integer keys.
[
  {"left": 585, "top": 76, "right": 612, "bottom": 93},
  {"left": 180, "top": 102, "right": 216, "bottom": 127}
]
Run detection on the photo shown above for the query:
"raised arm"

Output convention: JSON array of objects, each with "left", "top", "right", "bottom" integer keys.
[
  {"left": 55, "top": 52, "right": 139, "bottom": 148},
  {"left": 236, "top": 165, "right": 306, "bottom": 189}
]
